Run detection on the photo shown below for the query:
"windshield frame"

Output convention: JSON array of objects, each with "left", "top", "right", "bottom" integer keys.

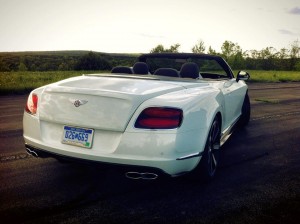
[{"left": 138, "top": 53, "right": 234, "bottom": 79}]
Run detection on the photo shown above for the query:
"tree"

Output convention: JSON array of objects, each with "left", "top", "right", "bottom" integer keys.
[
  {"left": 221, "top": 41, "right": 245, "bottom": 69},
  {"left": 169, "top": 43, "right": 180, "bottom": 53},
  {"left": 290, "top": 40, "right": 300, "bottom": 70},
  {"left": 260, "top": 47, "right": 277, "bottom": 60},
  {"left": 295, "top": 61, "right": 300, "bottom": 71},
  {"left": 232, "top": 51, "right": 245, "bottom": 69},
  {"left": 207, "top": 46, "right": 217, "bottom": 55},
  {"left": 18, "top": 57, "right": 28, "bottom": 71},
  {"left": 290, "top": 40, "right": 300, "bottom": 59},
  {"left": 18, "top": 62, "right": 28, "bottom": 71},
  {"left": 258, "top": 47, "right": 278, "bottom": 70},
  {"left": 275, "top": 48, "right": 289, "bottom": 70},
  {"left": 0, "top": 58, "right": 9, "bottom": 71},
  {"left": 191, "top": 40, "right": 206, "bottom": 53},
  {"left": 150, "top": 44, "right": 181, "bottom": 53},
  {"left": 221, "top": 41, "right": 236, "bottom": 61},
  {"left": 75, "top": 52, "right": 111, "bottom": 70},
  {"left": 58, "top": 62, "right": 70, "bottom": 71},
  {"left": 278, "top": 48, "right": 288, "bottom": 59},
  {"left": 150, "top": 44, "right": 165, "bottom": 53}
]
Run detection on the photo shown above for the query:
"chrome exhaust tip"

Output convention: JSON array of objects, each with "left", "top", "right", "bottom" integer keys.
[
  {"left": 26, "top": 147, "right": 39, "bottom": 157},
  {"left": 125, "top": 172, "right": 158, "bottom": 180}
]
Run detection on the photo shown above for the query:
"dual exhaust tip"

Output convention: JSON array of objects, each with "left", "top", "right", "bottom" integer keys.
[
  {"left": 26, "top": 147, "right": 39, "bottom": 157},
  {"left": 125, "top": 171, "right": 158, "bottom": 180}
]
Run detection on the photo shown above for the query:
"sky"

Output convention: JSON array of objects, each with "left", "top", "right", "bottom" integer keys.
[{"left": 0, "top": 0, "right": 299, "bottom": 53}]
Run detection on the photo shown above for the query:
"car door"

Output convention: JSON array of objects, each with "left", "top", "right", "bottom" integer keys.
[{"left": 221, "top": 79, "right": 247, "bottom": 129}]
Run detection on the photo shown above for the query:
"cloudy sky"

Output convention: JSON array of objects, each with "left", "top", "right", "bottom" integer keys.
[{"left": 0, "top": 0, "right": 299, "bottom": 53}]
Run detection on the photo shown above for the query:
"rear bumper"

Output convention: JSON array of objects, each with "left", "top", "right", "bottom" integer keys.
[
  {"left": 25, "top": 143, "right": 172, "bottom": 178},
  {"left": 24, "top": 141, "right": 200, "bottom": 177}
]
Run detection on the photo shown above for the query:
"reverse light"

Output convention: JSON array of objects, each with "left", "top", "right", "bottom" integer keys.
[
  {"left": 135, "top": 107, "right": 183, "bottom": 129},
  {"left": 25, "top": 93, "right": 38, "bottom": 115}
]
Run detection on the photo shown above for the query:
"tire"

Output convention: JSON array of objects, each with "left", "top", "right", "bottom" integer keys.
[
  {"left": 239, "top": 93, "right": 251, "bottom": 127},
  {"left": 190, "top": 116, "right": 221, "bottom": 182}
]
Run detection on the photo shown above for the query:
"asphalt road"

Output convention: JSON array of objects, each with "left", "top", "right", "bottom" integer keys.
[{"left": 0, "top": 82, "right": 300, "bottom": 224}]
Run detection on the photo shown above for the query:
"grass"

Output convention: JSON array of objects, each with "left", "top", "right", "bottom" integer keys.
[
  {"left": 1, "top": 70, "right": 300, "bottom": 95},
  {"left": 0, "top": 71, "right": 106, "bottom": 95},
  {"left": 237, "top": 70, "right": 300, "bottom": 83}
]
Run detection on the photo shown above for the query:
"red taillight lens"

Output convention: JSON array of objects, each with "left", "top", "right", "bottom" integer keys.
[
  {"left": 25, "top": 93, "right": 38, "bottom": 115},
  {"left": 135, "top": 107, "right": 183, "bottom": 129}
]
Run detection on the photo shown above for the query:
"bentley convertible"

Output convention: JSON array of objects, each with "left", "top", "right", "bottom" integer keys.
[{"left": 23, "top": 53, "right": 250, "bottom": 181}]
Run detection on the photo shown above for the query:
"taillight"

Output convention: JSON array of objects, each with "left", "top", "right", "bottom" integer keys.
[
  {"left": 25, "top": 93, "right": 38, "bottom": 115},
  {"left": 135, "top": 107, "right": 183, "bottom": 129}
]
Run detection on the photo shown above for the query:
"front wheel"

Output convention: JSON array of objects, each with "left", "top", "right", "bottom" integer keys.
[{"left": 191, "top": 117, "right": 221, "bottom": 182}]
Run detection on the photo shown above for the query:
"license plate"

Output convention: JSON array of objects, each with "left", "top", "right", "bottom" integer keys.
[{"left": 62, "top": 126, "right": 94, "bottom": 148}]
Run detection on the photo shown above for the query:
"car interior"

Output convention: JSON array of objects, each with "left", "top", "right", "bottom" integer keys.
[{"left": 111, "top": 55, "right": 231, "bottom": 80}]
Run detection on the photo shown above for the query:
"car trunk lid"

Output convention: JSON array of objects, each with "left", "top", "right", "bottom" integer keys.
[{"left": 38, "top": 75, "right": 186, "bottom": 132}]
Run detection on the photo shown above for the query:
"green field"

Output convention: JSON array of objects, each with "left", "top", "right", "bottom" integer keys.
[
  {"left": 0, "top": 71, "right": 105, "bottom": 94},
  {"left": 238, "top": 70, "right": 300, "bottom": 83},
  {"left": 1, "top": 70, "right": 300, "bottom": 95}
]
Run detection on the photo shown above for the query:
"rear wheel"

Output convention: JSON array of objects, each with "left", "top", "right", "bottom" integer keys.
[{"left": 191, "top": 117, "right": 221, "bottom": 181}]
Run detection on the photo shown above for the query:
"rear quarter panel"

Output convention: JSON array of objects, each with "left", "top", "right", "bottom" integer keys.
[{"left": 125, "top": 86, "right": 224, "bottom": 155}]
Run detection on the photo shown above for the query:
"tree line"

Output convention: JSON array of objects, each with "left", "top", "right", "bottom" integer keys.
[
  {"left": 0, "top": 40, "right": 299, "bottom": 72},
  {"left": 151, "top": 40, "right": 300, "bottom": 71},
  {"left": 0, "top": 51, "right": 137, "bottom": 72}
]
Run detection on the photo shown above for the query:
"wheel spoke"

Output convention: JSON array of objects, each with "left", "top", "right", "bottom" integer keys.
[
  {"left": 207, "top": 148, "right": 217, "bottom": 175},
  {"left": 208, "top": 119, "right": 220, "bottom": 175},
  {"left": 213, "top": 142, "right": 220, "bottom": 150},
  {"left": 210, "top": 122, "right": 220, "bottom": 150},
  {"left": 212, "top": 153, "right": 217, "bottom": 168},
  {"left": 200, "top": 117, "right": 221, "bottom": 179}
]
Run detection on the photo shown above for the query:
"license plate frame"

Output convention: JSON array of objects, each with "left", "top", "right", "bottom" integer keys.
[{"left": 62, "top": 126, "right": 94, "bottom": 149}]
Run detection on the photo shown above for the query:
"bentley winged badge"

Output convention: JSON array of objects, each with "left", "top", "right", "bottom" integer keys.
[{"left": 70, "top": 99, "right": 88, "bottom": 107}]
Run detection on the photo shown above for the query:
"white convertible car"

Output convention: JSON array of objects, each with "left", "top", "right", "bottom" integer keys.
[{"left": 23, "top": 53, "right": 250, "bottom": 180}]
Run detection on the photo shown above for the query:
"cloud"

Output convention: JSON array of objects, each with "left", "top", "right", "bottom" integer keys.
[
  {"left": 289, "top": 7, "right": 300, "bottom": 15},
  {"left": 278, "top": 29, "right": 297, "bottom": 36}
]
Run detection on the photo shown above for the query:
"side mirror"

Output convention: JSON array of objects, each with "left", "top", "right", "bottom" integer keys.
[{"left": 236, "top": 71, "right": 250, "bottom": 82}]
